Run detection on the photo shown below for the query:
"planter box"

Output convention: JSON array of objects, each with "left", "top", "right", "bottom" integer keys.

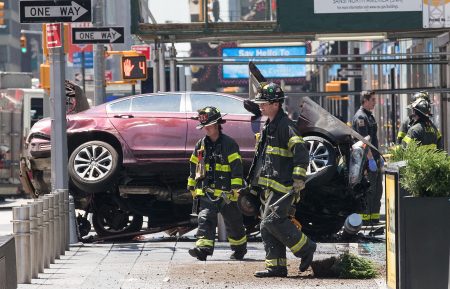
[
  {"left": 0, "top": 235, "right": 17, "bottom": 289},
  {"left": 399, "top": 196, "right": 450, "bottom": 289}
]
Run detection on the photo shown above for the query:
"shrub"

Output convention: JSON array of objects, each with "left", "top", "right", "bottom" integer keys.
[{"left": 389, "top": 142, "right": 450, "bottom": 197}]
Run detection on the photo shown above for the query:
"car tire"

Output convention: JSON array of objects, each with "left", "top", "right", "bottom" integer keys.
[
  {"left": 68, "top": 140, "right": 120, "bottom": 193},
  {"left": 303, "top": 136, "right": 337, "bottom": 186},
  {"left": 92, "top": 202, "right": 143, "bottom": 237}
]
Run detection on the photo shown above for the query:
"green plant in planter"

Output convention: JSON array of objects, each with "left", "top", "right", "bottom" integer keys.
[{"left": 389, "top": 142, "right": 450, "bottom": 197}]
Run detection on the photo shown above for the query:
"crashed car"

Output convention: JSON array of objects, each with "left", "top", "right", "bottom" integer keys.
[{"left": 22, "top": 90, "right": 369, "bottom": 239}]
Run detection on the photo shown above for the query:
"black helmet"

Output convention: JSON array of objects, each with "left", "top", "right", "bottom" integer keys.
[
  {"left": 412, "top": 91, "right": 431, "bottom": 104},
  {"left": 237, "top": 193, "right": 260, "bottom": 216},
  {"left": 195, "top": 106, "right": 226, "bottom": 129},
  {"left": 408, "top": 98, "right": 432, "bottom": 117},
  {"left": 253, "top": 82, "right": 285, "bottom": 104}
]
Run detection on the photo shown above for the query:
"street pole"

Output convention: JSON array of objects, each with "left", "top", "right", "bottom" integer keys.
[
  {"left": 49, "top": 22, "right": 68, "bottom": 191},
  {"left": 159, "top": 43, "right": 166, "bottom": 92},
  {"left": 152, "top": 44, "right": 159, "bottom": 92},
  {"left": 81, "top": 51, "right": 86, "bottom": 94},
  {"left": 169, "top": 43, "right": 176, "bottom": 92},
  {"left": 93, "top": 0, "right": 106, "bottom": 105}
]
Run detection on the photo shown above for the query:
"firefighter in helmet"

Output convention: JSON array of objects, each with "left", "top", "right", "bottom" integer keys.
[
  {"left": 397, "top": 91, "right": 432, "bottom": 144},
  {"left": 402, "top": 98, "right": 442, "bottom": 149},
  {"left": 187, "top": 106, "right": 247, "bottom": 261},
  {"left": 248, "top": 82, "right": 316, "bottom": 277}
]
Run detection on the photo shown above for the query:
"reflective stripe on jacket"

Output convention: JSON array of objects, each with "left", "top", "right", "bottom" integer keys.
[
  {"left": 402, "top": 120, "right": 442, "bottom": 149},
  {"left": 250, "top": 109, "right": 309, "bottom": 194},
  {"left": 187, "top": 133, "right": 243, "bottom": 199}
]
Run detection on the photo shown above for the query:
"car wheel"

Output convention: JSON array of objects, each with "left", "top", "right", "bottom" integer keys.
[
  {"left": 303, "top": 136, "right": 337, "bottom": 186},
  {"left": 92, "top": 202, "right": 143, "bottom": 237},
  {"left": 68, "top": 140, "right": 120, "bottom": 193}
]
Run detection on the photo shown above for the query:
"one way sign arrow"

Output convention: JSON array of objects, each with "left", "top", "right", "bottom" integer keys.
[
  {"left": 72, "top": 27, "right": 125, "bottom": 44},
  {"left": 20, "top": 0, "right": 91, "bottom": 23}
]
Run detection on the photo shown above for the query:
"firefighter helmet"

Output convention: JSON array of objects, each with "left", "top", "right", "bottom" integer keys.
[
  {"left": 253, "top": 82, "right": 285, "bottom": 104},
  {"left": 237, "top": 192, "right": 260, "bottom": 217},
  {"left": 412, "top": 91, "right": 431, "bottom": 104},
  {"left": 408, "top": 98, "right": 432, "bottom": 117},
  {"left": 195, "top": 106, "right": 226, "bottom": 129}
]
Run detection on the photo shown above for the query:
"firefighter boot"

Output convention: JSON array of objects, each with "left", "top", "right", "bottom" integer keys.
[
  {"left": 230, "top": 248, "right": 247, "bottom": 260},
  {"left": 299, "top": 241, "right": 317, "bottom": 272},
  {"left": 188, "top": 247, "right": 210, "bottom": 261},
  {"left": 254, "top": 266, "right": 288, "bottom": 278}
]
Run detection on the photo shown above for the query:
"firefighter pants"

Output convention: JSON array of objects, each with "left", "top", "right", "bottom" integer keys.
[
  {"left": 195, "top": 195, "right": 247, "bottom": 255},
  {"left": 360, "top": 170, "right": 383, "bottom": 223},
  {"left": 260, "top": 190, "right": 315, "bottom": 269}
]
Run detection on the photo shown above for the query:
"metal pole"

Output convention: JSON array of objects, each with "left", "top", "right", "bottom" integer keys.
[
  {"left": 169, "top": 44, "right": 177, "bottom": 92},
  {"left": 93, "top": 0, "right": 106, "bottom": 105},
  {"left": 152, "top": 44, "right": 159, "bottom": 92},
  {"left": 26, "top": 203, "right": 38, "bottom": 279},
  {"left": 132, "top": 84, "right": 136, "bottom": 95},
  {"left": 81, "top": 50, "right": 86, "bottom": 94},
  {"left": 41, "top": 197, "right": 50, "bottom": 268},
  {"left": 12, "top": 206, "right": 31, "bottom": 284},
  {"left": 158, "top": 43, "right": 166, "bottom": 92},
  {"left": 53, "top": 193, "right": 60, "bottom": 260},
  {"left": 35, "top": 200, "right": 45, "bottom": 273},
  {"left": 49, "top": 22, "right": 68, "bottom": 191}
]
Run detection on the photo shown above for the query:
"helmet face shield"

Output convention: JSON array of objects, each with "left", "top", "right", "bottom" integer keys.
[{"left": 196, "top": 106, "right": 226, "bottom": 129}]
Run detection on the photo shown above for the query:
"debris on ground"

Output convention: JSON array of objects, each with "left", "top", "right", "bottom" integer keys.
[{"left": 312, "top": 252, "right": 379, "bottom": 279}]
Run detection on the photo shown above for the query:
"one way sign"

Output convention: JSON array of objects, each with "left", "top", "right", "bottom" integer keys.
[
  {"left": 20, "top": 0, "right": 91, "bottom": 23},
  {"left": 72, "top": 27, "right": 125, "bottom": 44}
]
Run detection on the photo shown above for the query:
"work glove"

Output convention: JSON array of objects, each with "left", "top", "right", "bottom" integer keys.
[
  {"left": 293, "top": 179, "right": 305, "bottom": 204},
  {"left": 190, "top": 190, "right": 197, "bottom": 198},
  {"left": 368, "top": 159, "right": 377, "bottom": 172}
]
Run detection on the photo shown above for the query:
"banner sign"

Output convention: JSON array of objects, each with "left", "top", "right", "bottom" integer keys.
[{"left": 314, "top": 0, "right": 422, "bottom": 14}]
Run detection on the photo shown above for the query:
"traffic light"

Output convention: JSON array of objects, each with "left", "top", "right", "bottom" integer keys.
[
  {"left": 121, "top": 55, "right": 147, "bottom": 80},
  {"left": 20, "top": 34, "right": 27, "bottom": 53},
  {"left": 0, "top": 2, "right": 5, "bottom": 26}
]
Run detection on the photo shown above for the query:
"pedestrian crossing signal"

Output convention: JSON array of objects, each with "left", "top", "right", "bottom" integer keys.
[
  {"left": 20, "top": 34, "right": 27, "bottom": 53},
  {"left": 121, "top": 55, "right": 147, "bottom": 80}
]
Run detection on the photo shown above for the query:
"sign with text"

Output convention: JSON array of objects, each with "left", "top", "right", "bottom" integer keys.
[
  {"left": 46, "top": 23, "right": 62, "bottom": 48},
  {"left": 222, "top": 46, "right": 306, "bottom": 79},
  {"left": 72, "top": 27, "right": 124, "bottom": 44},
  {"left": 73, "top": 51, "right": 93, "bottom": 68},
  {"left": 423, "top": 0, "right": 450, "bottom": 28},
  {"left": 121, "top": 55, "right": 148, "bottom": 80},
  {"left": 314, "top": 0, "right": 422, "bottom": 14},
  {"left": 131, "top": 45, "right": 151, "bottom": 60},
  {"left": 19, "top": 0, "right": 91, "bottom": 23}
]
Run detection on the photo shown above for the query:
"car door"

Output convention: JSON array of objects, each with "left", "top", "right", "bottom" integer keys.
[
  {"left": 107, "top": 93, "right": 187, "bottom": 161},
  {"left": 186, "top": 92, "right": 263, "bottom": 164}
]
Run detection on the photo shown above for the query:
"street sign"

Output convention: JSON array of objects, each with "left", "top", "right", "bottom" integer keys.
[
  {"left": 338, "top": 69, "right": 362, "bottom": 78},
  {"left": 46, "top": 23, "right": 62, "bottom": 48},
  {"left": 131, "top": 45, "right": 151, "bottom": 60},
  {"left": 19, "top": 0, "right": 91, "bottom": 23},
  {"left": 73, "top": 51, "right": 93, "bottom": 68},
  {"left": 72, "top": 27, "right": 124, "bottom": 44},
  {"left": 121, "top": 55, "right": 147, "bottom": 80}
]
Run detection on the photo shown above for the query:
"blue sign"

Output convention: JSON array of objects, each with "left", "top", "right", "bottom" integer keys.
[
  {"left": 73, "top": 51, "right": 93, "bottom": 68},
  {"left": 222, "top": 46, "right": 306, "bottom": 79}
]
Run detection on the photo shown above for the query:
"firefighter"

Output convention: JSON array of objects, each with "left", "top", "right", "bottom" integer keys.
[
  {"left": 187, "top": 106, "right": 247, "bottom": 261},
  {"left": 249, "top": 82, "right": 316, "bottom": 278},
  {"left": 352, "top": 90, "right": 383, "bottom": 225},
  {"left": 402, "top": 98, "right": 442, "bottom": 149},
  {"left": 397, "top": 91, "right": 432, "bottom": 144}
]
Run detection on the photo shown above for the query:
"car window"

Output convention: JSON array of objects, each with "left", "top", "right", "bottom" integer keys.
[
  {"left": 190, "top": 94, "right": 250, "bottom": 114},
  {"left": 108, "top": 99, "right": 131, "bottom": 112},
  {"left": 132, "top": 94, "right": 181, "bottom": 112}
]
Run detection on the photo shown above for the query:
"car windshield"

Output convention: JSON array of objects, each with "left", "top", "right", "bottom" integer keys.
[{"left": 190, "top": 93, "right": 250, "bottom": 115}]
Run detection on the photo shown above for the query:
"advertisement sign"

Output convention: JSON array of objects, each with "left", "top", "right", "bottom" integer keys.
[
  {"left": 423, "top": 0, "right": 450, "bottom": 28},
  {"left": 222, "top": 46, "right": 306, "bottom": 79},
  {"left": 314, "top": 0, "right": 422, "bottom": 14}
]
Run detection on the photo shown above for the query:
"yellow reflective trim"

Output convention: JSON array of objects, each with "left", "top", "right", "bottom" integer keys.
[
  {"left": 196, "top": 238, "right": 214, "bottom": 247},
  {"left": 266, "top": 145, "right": 293, "bottom": 157},
  {"left": 438, "top": 130, "right": 442, "bottom": 139},
  {"left": 265, "top": 258, "right": 287, "bottom": 268},
  {"left": 196, "top": 188, "right": 204, "bottom": 196},
  {"left": 397, "top": 131, "right": 406, "bottom": 138},
  {"left": 293, "top": 167, "right": 306, "bottom": 177},
  {"left": 231, "top": 178, "right": 243, "bottom": 186},
  {"left": 290, "top": 234, "right": 307, "bottom": 254},
  {"left": 371, "top": 213, "right": 380, "bottom": 219},
  {"left": 360, "top": 214, "right": 371, "bottom": 221},
  {"left": 206, "top": 164, "right": 210, "bottom": 170},
  {"left": 190, "top": 154, "right": 198, "bottom": 164},
  {"left": 215, "top": 164, "right": 231, "bottom": 172},
  {"left": 228, "top": 152, "right": 241, "bottom": 163},
  {"left": 187, "top": 177, "right": 196, "bottom": 187},
  {"left": 288, "top": 135, "right": 304, "bottom": 151},
  {"left": 228, "top": 235, "right": 247, "bottom": 246},
  {"left": 257, "top": 177, "right": 292, "bottom": 194},
  {"left": 403, "top": 136, "right": 413, "bottom": 144}
]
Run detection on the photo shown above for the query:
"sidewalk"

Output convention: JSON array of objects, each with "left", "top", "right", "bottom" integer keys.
[{"left": 17, "top": 237, "right": 387, "bottom": 289}]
